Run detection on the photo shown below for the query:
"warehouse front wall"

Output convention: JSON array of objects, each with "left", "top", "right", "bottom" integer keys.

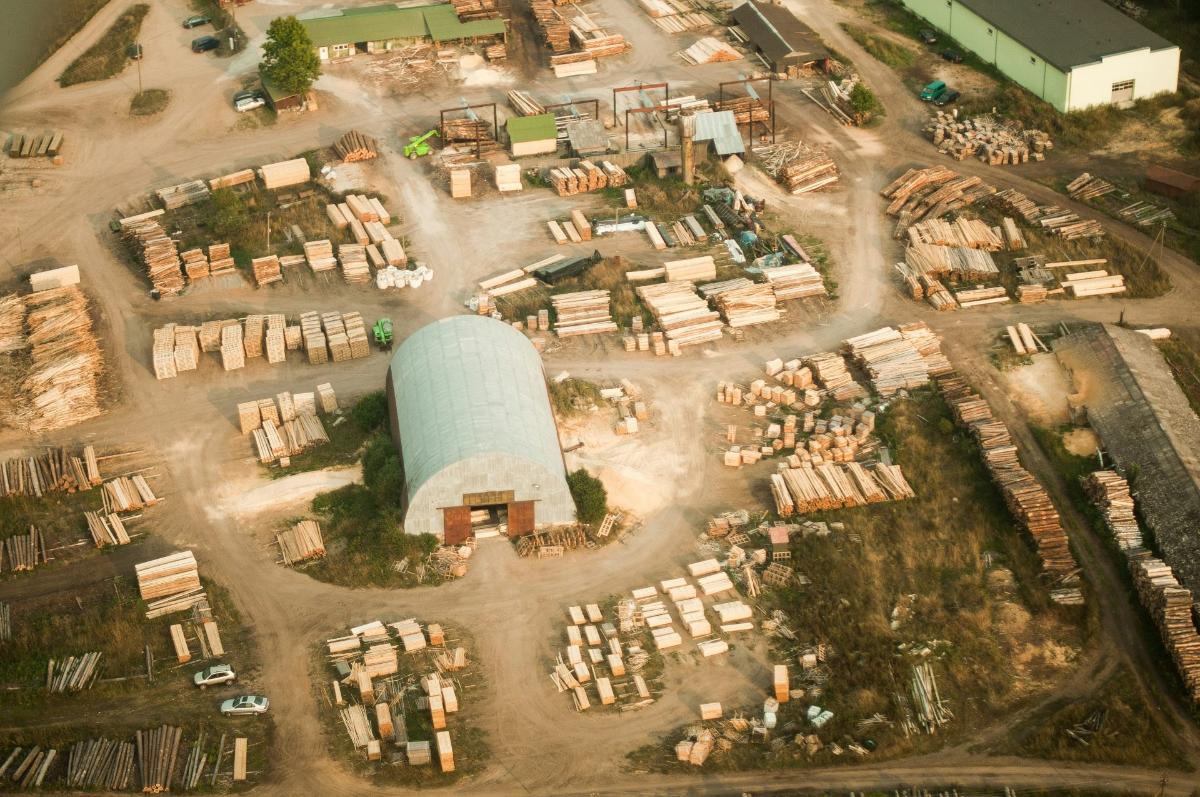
[{"left": 1064, "top": 47, "right": 1180, "bottom": 111}]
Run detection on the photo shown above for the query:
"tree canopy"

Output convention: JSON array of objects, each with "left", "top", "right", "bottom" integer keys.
[
  {"left": 567, "top": 468, "right": 608, "bottom": 525},
  {"left": 259, "top": 16, "right": 321, "bottom": 96}
]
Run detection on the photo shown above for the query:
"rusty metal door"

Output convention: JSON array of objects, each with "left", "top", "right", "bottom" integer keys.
[
  {"left": 442, "top": 506, "right": 472, "bottom": 545},
  {"left": 507, "top": 501, "right": 535, "bottom": 537}
]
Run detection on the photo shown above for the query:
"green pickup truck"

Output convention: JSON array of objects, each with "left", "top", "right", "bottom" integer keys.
[{"left": 920, "top": 80, "right": 947, "bottom": 102}]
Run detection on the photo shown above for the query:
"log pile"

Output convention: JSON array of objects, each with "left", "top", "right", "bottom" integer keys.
[
  {"left": 46, "top": 652, "right": 102, "bottom": 693},
  {"left": 903, "top": 243, "right": 999, "bottom": 281},
  {"left": 20, "top": 286, "right": 104, "bottom": 432},
  {"left": 84, "top": 510, "right": 131, "bottom": 547},
  {"left": 441, "top": 118, "right": 495, "bottom": 149},
  {"left": 905, "top": 217, "right": 1003, "bottom": 250},
  {"left": 136, "top": 725, "right": 183, "bottom": 793},
  {"left": 1128, "top": 551, "right": 1200, "bottom": 702},
  {"left": 752, "top": 142, "right": 838, "bottom": 194},
  {"left": 882, "top": 167, "right": 997, "bottom": 229},
  {"left": 551, "top": 291, "right": 617, "bottom": 336},
  {"left": 992, "top": 189, "right": 1105, "bottom": 239},
  {"left": 770, "top": 462, "right": 914, "bottom": 516},
  {"left": 926, "top": 112, "right": 1052, "bottom": 165},
  {"left": 2, "top": 526, "right": 45, "bottom": 572},
  {"left": 761, "top": 263, "right": 826, "bottom": 300},
  {"left": 66, "top": 737, "right": 136, "bottom": 790},
  {"left": 937, "top": 373, "right": 1081, "bottom": 598},
  {"left": 842, "top": 323, "right": 951, "bottom": 396},
  {"left": 701, "top": 279, "right": 779, "bottom": 328},
  {"left": 334, "top": 130, "right": 380, "bottom": 162},
  {"left": 636, "top": 281, "right": 723, "bottom": 347},
  {"left": 135, "top": 551, "right": 201, "bottom": 601},
  {"left": 1083, "top": 470, "right": 1141, "bottom": 550},
  {"left": 1066, "top": 172, "right": 1116, "bottom": 201},
  {"left": 0, "top": 445, "right": 101, "bottom": 497},
  {"left": 277, "top": 519, "right": 326, "bottom": 565},
  {"left": 102, "top": 474, "right": 157, "bottom": 512},
  {"left": 2, "top": 746, "right": 58, "bottom": 788},
  {"left": 121, "top": 219, "right": 184, "bottom": 295}
]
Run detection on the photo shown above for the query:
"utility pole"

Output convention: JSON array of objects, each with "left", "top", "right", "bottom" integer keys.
[
  {"left": 266, "top": 211, "right": 272, "bottom": 251},
  {"left": 136, "top": 47, "right": 143, "bottom": 95}
]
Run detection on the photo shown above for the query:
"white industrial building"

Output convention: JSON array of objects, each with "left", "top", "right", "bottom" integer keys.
[{"left": 387, "top": 316, "right": 576, "bottom": 543}]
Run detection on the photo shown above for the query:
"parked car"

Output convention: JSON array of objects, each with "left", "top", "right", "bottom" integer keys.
[
  {"left": 234, "top": 91, "right": 266, "bottom": 113},
  {"left": 919, "top": 80, "right": 947, "bottom": 102},
  {"left": 918, "top": 28, "right": 938, "bottom": 44},
  {"left": 934, "top": 89, "right": 961, "bottom": 106},
  {"left": 191, "top": 35, "right": 219, "bottom": 53},
  {"left": 193, "top": 664, "right": 237, "bottom": 689},
  {"left": 220, "top": 695, "right": 269, "bottom": 717},
  {"left": 182, "top": 15, "right": 210, "bottom": 29},
  {"left": 940, "top": 49, "right": 963, "bottom": 63}
]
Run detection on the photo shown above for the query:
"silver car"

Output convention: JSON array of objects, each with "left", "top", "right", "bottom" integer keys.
[
  {"left": 193, "top": 664, "right": 237, "bottom": 689},
  {"left": 220, "top": 694, "right": 269, "bottom": 716}
]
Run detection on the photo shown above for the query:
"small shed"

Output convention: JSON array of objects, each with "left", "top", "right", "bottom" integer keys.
[
  {"left": 693, "top": 110, "right": 745, "bottom": 157},
  {"left": 731, "top": 1, "right": 828, "bottom": 73},
  {"left": 261, "top": 76, "right": 304, "bottom": 112},
  {"left": 1145, "top": 165, "right": 1200, "bottom": 200},
  {"left": 506, "top": 113, "right": 558, "bottom": 157},
  {"left": 651, "top": 150, "right": 682, "bottom": 178},
  {"left": 565, "top": 119, "right": 610, "bottom": 156}
]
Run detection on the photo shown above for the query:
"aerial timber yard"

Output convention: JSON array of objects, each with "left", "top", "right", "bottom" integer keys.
[{"left": 5, "top": 0, "right": 1200, "bottom": 795}]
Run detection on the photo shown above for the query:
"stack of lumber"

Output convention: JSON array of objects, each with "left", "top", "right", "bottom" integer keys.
[
  {"left": 46, "top": 652, "right": 102, "bottom": 693},
  {"left": 135, "top": 551, "right": 200, "bottom": 601},
  {"left": 925, "top": 112, "right": 1052, "bottom": 164},
  {"left": 221, "top": 323, "right": 245, "bottom": 370},
  {"left": 761, "top": 263, "right": 826, "bottom": 300},
  {"left": 664, "top": 256, "right": 716, "bottom": 282},
  {"left": 209, "top": 169, "right": 256, "bottom": 190},
  {"left": 65, "top": 738, "right": 136, "bottom": 790},
  {"left": 508, "top": 89, "right": 545, "bottom": 116},
  {"left": 954, "top": 285, "right": 1010, "bottom": 307},
  {"left": 843, "top": 324, "right": 949, "bottom": 395},
  {"left": 603, "top": 161, "right": 629, "bottom": 187},
  {"left": 549, "top": 28, "right": 630, "bottom": 66},
  {"left": 0, "top": 293, "right": 26, "bottom": 353},
  {"left": 19, "top": 286, "right": 104, "bottom": 432},
  {"left": 102, "top": 474, "right": 157, "bottom": 511},
  {"left": 180, "top": 248, "right": 210, "bottom": 280},
  {"left": 882, "top": 167, "right": 997, "bottom": 228},
  {"left": 84, "top": 510, "right": 130, "bottom": 547},
  {"left": 551, "top": 291, "right": 617, "bottom": 336},
  {"left": 451, "top": 0, "right": 498, "bottom": 19},
  {"left": 937, "top": 373, "right": 1081, "bottom": 592},
  {"left": 992, "top": 189, "right": 1106, "bottom": 239},
  {"left": 252, "top": 411, "right": 329, "bottom": 463},
  {"left": 155, "top": 180, "right": 210, "bottom": 210},
  {"left": 338, "top": 245, "right": 371, "bottom": 285},
  {"left": 770, "top": 462, "right": 914, "bottom": 515},
  {"left": 1016, "top": 283, "right": 1046, "bottom": 303},
  {"left": 1083, "top": 470, "right": 1142, "bottom": 550},
  {"left": 701, "top": 279, "right": 779, "bottom": 327},
  {"left": 680, "top": 36, "right": 741, "bottom": 63},
  {"left": 904, "top": 243, "right": 998, "bottom": 281},
  {"left": 531, "top": 0, "right": 571, "bottom": 53},
  {"left": 136, "top": 726, "right": 183, "bottom": 793},
  {"left": 8, "top": 129, "right": 65, "bottom": 158},
  {"left": 1064, "top": 271, "right": 1125, "bottom": 298},
  {"left": 636, "top": 281, "right": 723, "bottom": 347},
  {"left": 1, "top": 526, "right": 45, "bottom": 572},
  {"left": 121, "top": 219, "right": 185, "bottom": 295},
  {"left": 0, "top": 445, "right": 101, "bottom": 497},
  {"left": 208, "top": 242, "right": 236, "bottom": 275},
  {"left": 334, "top": 130, "right": 380, "bottom": 162},
  {"left": 259, "top": 158, "right": 310, "bottom": 190},
  {"left": 752, "top": 142, "right": 838, "bottom": 194},
  {"left": 251, "top": 255, "right": 282, "bottom": 287},
  {"left": 450, "top": 169, "right": 472, "bottom": 198},
  {"left": 1066, "top": 172, "right": 1116, "bottom": 201},
  {"left": 153, "top": 326, "right": 181, "bottom": 380},
  {"left": 304, "top": 240, "right": 337, "bottom": 272},
  {"left": 905, "top": 217, "right": 1003, "bottom": 250},
  {"left": 494, "top": 162, "right": 522, "bottom": 192},
  {"left": 277, "top": 520, "right": 325, "bottom": 565},
  {"left": 804, "top": 352, "right": 864, "bottom": 400},
  {"left": 441, "top": 118, "right": 494, "bottom": 147},
  {"left": 1128, "top": 551, "right": 1200, "bottom": 702},
  {"left": 1001, "top": 217, "right": 1026, "bottom": 250}
]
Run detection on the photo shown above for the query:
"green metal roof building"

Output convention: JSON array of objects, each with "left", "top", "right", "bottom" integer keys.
[
  {"left": 299, "top": 3, "right": 506, "bottom": 61},
  {"left": 506, "top": 113, "right": 558, "bottom": 156}
]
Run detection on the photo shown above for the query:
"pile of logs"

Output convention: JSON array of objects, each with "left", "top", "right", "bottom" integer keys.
[
  {"left": 937, "top": 372, "right": 1082, "bottom": 600},
  {"left": 440, "top": 118, "right": 495, "bottom": 149},
  {"left": 102, "top": 474, "right": 157, "bottom": 512},
  {"left": 2, "top": 526, "right": 45, "bottom": 572},
  {"left": 0, "top": 445, "right": 101, "bottom": 496},
  {"left": 1083, "top": 471, "right": 1141, "bottom": 550},
  {"left": 882, "top": 167, "right": 997, "bottom": 230},
  {"left": 843, "top": 323, "right": 951, "bottom": 396},
  {"left": 761, "top": 263, "right": 826, "bottom": 300},
  {"left": 636, "top": 281, "right": 722, "bottom": 347},
  {"left": 84, "top": 510, "right": 131, "bottom": 547},
  {"left": 551, "top": 291, "right": 617, "bottom": 336},
  {"left": 715, "top": 97, "right": 769, "bottom": 125},
  {"left": 334, "top": 130, "right": 380, "bottom": 162},
  {"left": 548, "top": 160, "right": 625, "bottom": 195},
  {"left": 1001, "top": 217, "right": 1026, "bottom": 250},
  {"left": 20, "top": 286, "right": 104, "bottom": 432},
  {"left": 136, "top": 726, "right": 182, "bottom": 793},
  {"left": 178, "top": 732, "right": 211, "bottom": 791},
  {"left": 46, "top": 652, "right": 102, "bottom": 693},
  {"left": 1066, "top": 172, "right": 1116, "bottom": 201},
  {"left": 904, "top": 243, "right": 999, "bottom": 282},
  {"left": 66, "top": 738, "right": 136, "bottom": 790},
  {"left": 770, "top": 462, "right": 914, "bottom": 515},
  {"left": 0, "top": 747, "right": 57, "bottom": 789},
  {"left": 451, "top": 0, "right": 499, "bottom": 19},
  {"left": 926, "top": 112, "right": 1052, "bottom": 165},
  {"left": 0, "top": 603, "right": 9, "bottom": 642},
  {"left": 1128, "top": 551, "right": 1200, "bottom": 702},
  {"left": 121, "top": 216, "right": 185, "bottom": 296},
  {"left": 135, "top": 551, "right": 201, "bottom": 601},
  {"left": 904, "top": 217, "right": 1003, "bottom": 251},
  {"left": 752, "top": 142, "right": 838, "bottom": 194},
  {"left": 700, "top": 279, "right": 779, "bottom": 328},
  {"left": 277, "top": 519, "right": 326, "bottom": 565}
]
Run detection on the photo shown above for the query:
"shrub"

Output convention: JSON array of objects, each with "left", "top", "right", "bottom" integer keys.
[
  {"left": 203, "top": 188, "right": 249, "bottom": 240},
  {"left": 361, "top": 436, "right": 403, "bottom": 508},
  {"left": 567, "top": 468, "right": 607, "bottom": 525},
  {"left": 351, "top": 390, "right": 389, "bottom": 432},
  {"left": 850, "top": 83, "right": 883, "bottom": 118}
]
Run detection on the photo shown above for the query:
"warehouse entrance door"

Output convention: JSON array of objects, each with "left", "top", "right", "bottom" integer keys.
[
  {"left": 1111, "top": 80, "right": 1134, "bottom": 106},
  {"left": 507, "top": 501, "right": 535, "bottom": 536},
  {"left": 442, "top": 506, "right": 471, "bottom": 545}
]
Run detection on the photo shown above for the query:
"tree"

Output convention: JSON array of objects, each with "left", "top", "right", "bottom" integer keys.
[
  {"left": 260, "top": 16, "right": 321, "bottom": 96},
  {"left": 567, "top": 468, "right": 608, "bottom": 525},
  {"left": 849, "top": 83, "right": 883, "bottom": 120},
  {"left": 351, "top": 391, "right": 388, "bottom": 432},
  {"left": 204, "top": 188, "right": 248, "bottom": 239}
]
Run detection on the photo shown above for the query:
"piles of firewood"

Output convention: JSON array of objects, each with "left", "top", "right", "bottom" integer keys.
[
  {"left": 65, "top": 738, "right": 136, "bottom": 790},
  {"left": 0, "top": 445, "right": 101, "bottom": 496},
  {"left": 904, "top": 217, "right": 1003, "bottom": 250},
  {"left": 843, "top": 323, "right": 951, "bottom": 396},
  {"left": 926, "top": 112, "right": 1052, "bottom": 165},
  {"left": 135, "top": 551, "right": 201, "bottom": 601},
  {"left": 548, "top": 160, "right": 625, "bottom": 195},
  {"left": 1, "top": 747, "right": 58, "bottom": 788},
  {"left": 136, "top": 726, "right": 183, "bottom": 793},
  {"left": 1, "top": 526, "right": 45, "bottom": 572},
  {"left": 551, "top": 291, "right": 617, "bottom": 336},
  {"left": 334, "top": 130, "right": 380, "bottom": 162},
  {"left": 770, "top": 462, "right": 914, "bottom": 515},
  {"left": 1083, "top": 470, "right": 1141, "bottom": 550},
  {"left": 1128, "top": 551, "right": 1200, "bottom": 702},
  {"left": 700, "top": 279, "right": 779, "bottom": 328},
  {"left": 882, "top": 167, "right": 997, "bottom": 230},
  {"left": 84, "top": 510, "right": 130, "bottom": 547},
  {"left": 904, "top": 243, "right": 999, "bottom": 281},
  {"left": 121, "top": 218, "right": 185, "bottom": 295},
  {"left": 937, "top": 372, "right": 1082, "bottom": 600},
  {"left": 102, "top": 474, "right": 157, "bottom": 512},
  {"left": 46, "top": 652, "right": 102, "bottom": 693},
  {"left": 277, "top": 519, "right": 326, "bottom": 565},
  {"left": 636, "top": 281, "right": 723, "bottom": 347},
  {"left": 20, "top": 286, "right": 104, "bottom": 432},
  {"left": 760, "top": 263, "right": 826, "bottom": 300},
  {"left": 752, "top": 142, "right": 838, "bottom": 194}
]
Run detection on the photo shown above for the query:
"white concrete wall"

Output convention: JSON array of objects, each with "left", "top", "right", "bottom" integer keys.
[
  {"left": 1065, "top": 47, "right": 1180, "bottom": 111},
  {"left": 404, "top": 451, "right": 576, "bottom": 539}
]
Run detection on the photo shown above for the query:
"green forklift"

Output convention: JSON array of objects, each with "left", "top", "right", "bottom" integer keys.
[
  {"left": 373, "top": 318, "right": 394, "bottom": 351},
  {"left": 403, "top": 129, "right": 439, "bottom": 159}
]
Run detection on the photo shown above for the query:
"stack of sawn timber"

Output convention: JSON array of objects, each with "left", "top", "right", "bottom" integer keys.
[
  {"left": 761, "top": 263, "right": 826, "bottom": 300},
  {"left": 277, "top": 519, "right": 326, "bottom": 565},
  {"left": 20, "top": 286, "right": 104, "bottom": 432},
  {"left": 135, "top": 551, "right": 200, "bottom": 601},
  {"left": 881, "top": 167, "right": 997, "bottom": 231},
  {"left": 700, "top": 279, "right": 779, "bottom": 328},
  {"left": 770, "top": 461, "right": 914, "bottom": 516},
  {"left": 121, "top": 217, "right": 185, "bottom": 296},
  {"left": 551, "top": 291, "right": 617, "bottom": 336},
  {"left": 842, "top": 323, "right": 951, "bottom": 396},
  {"left": 636, "top": 281, "right": 722, "bottom": 346}
]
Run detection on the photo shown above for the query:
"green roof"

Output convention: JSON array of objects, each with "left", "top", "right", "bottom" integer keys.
[
  {"left": 259, "top": 74, "right": 296, "bottom": 102},
  {"left": 506, "top": 113, "right": 557, "bottom": 144},
  {"left": 299, "top": 3, "right": 504, "bottom": 48}
]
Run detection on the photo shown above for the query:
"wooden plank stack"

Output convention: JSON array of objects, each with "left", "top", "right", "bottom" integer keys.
[
  {"left": 251, "top": 255, "right": 282, "bottom": 287},
  {"left": 338, "top": 245, "right": 371, "bottom": 285},
  {"left": 532, "top": 0, "right": 572, "bottom": 52},
  {"left": 681, "top": 36, "right": 741, "bottom": 63},
  {"left": 701, "top": 279, "right": 779, "bottom": 328},
  {"left": 277, "top": 520, "right": 326, "bottom": 565},
  {"left": 121, "top": 219, "right": 184, "bottom": 295},
  {"left": 882, "top": 167, "right": 997, "bottom": 229},
  {"left": 135, "top": 551, "right": 201, "bottom": 601},
  {"left": 209, "top": 168, "right": 256, "bottom": 190},
  {"left": 259, "top": 158, "right": 310, "bottom": 190},
  {"left": 905, "top": 217, "right": 1003, "bottom": 250},
  {"left": 304, "top": 240, "right": 337, "bottom": 272},
  {"left": 207, "top": 243, "right": 236, "bottom": 276},
  {"left": 2, "top": 526, "right": 45, "bottom": 572},
  {"left": 904, "top": 243, "right": 998, "bottom": 282},
  {"left": 551, "top": 291, "right": 617, "bottom": 336},
  {"left": 843, "top": 323, "right": 950, "bottom": 396},
  {"left": 18, "top": 286, "right": 104, "bottom": 432},
  {"left": 761, "top": 263, "right": 826, "bottom": 300},
  {"left": 1128, "top": 550, "right": 1200, "bottom": 702},
  {"left": 663, "top": 256, "right": 716, "bottom": 282},
  {"left": 752, "top": 141, "right": 838, "bottom": 194},
  {"left": 155, "top": 180, "right": 210, "bottom": 210},
  {"left": 334, "top": 130, "right": 380, "bottom": 162},
  {"left": 1064, "top": 271, "right": 1126, "bottom": 298},
  {"left": 1083, "top": 470, "right": 1142, "bottom": 550},
  {"left": 636, "top": 281, "right": 722, "bottom": 347},
  {"left": 66, "top": 737, "right": 136, "bottom": 790},
  {"left": 180, "top": 248, "right": 210, "bottom": 280},
  {"left": 954, "top": 285, "right": 1010, "bottom": 307},
  {"left": 803, "top": 352, "right": 864, "bottom": 401}
]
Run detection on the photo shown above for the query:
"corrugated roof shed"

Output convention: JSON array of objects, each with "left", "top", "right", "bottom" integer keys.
[
  {"left": 423, "top": 3, "right": 505, "bottom": 42},
  {"left": 299, "top": 3, "right": 504, "bottom": 47},
  {"left": 731, "top": 1, "right": 827, "bottom": 68},
  {"left": 566, "top": 119, "right": 609, "bottom": 155},
  {"left": 507, "top": 113, "right": 557, "bottom": 144},
  {"left": 693, "top": 111, "right": 745, "bottom": 156},
  {"left": 388, "top": 316, "right": 567, "bottom": 505},
  {"left": 955, "top": 0, "right": 1176, "bottom": 71}
]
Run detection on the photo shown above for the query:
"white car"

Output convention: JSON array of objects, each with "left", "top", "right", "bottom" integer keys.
[
  {"left": 193, "top": 663, "right": 237, "bottom": 689},
  {"left": 234, "top": 94, "right": 266, "bottom": 113},
  {"left": 220, "top": 694, "right": 269, "bottom": 717}
]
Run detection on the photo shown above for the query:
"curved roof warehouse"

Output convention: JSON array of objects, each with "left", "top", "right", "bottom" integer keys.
[{"left": 387, "top": 316, "right": 576, "bottom": 543}]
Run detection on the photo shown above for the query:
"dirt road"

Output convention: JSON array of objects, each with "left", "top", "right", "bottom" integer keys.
[{"left": 2, "top": 0, "right": 1200, "bottom": 793}]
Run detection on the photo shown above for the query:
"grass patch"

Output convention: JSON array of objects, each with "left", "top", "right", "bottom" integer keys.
[
  {"left": 58, "top": 4, "right": 149, "bottom": 87},
  {"left": 841, "top": 23, "right": 916, "bottom": 69},
  {"left": 273, "top": 417, "right": 371, "bottom": 478},
  {"left": 129, "top": 88, "right": 170, "bottom": 117},
  {"left": 1157, "top": 336, "right": 1200, "bottom": 419},
  {"left": 548, "top": 378, "right": 603, "bottom": 417},
  {"left": 0, "top": 489, "right": 112, "bottom": 580}
]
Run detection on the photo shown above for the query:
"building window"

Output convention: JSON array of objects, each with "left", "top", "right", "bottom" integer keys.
[{"left": 1112, "top": 80, "right": 1134, "bottom": 92}]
